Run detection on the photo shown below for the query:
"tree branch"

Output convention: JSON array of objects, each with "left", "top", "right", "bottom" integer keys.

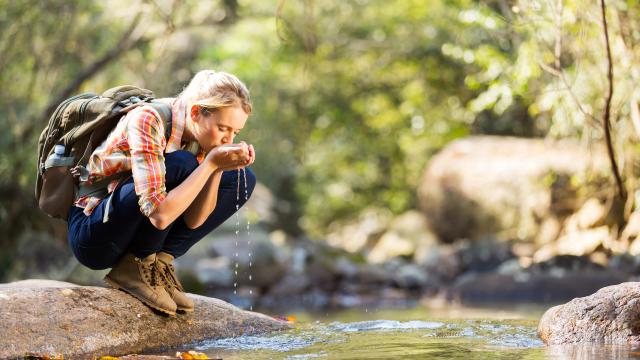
[
  {"left": 600, "top": 0, "right": 626, "bottom": 201},
  {"left": 537, "top": 2, "right": 601, "bottom": 130}
]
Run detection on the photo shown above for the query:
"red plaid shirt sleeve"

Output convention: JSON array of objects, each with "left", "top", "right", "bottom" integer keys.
[{"left": 126, "top": 108, "right": 168, "bottom": 217}]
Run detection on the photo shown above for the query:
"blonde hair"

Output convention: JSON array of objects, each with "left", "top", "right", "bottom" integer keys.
[{"left": 178, "top": 70, "right": 252, "bottom": 114}]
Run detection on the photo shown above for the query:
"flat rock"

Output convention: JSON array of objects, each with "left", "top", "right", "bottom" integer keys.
[
  {"left": 0, "top": 279, "right": 290, "bottom": 359},
  {"left": 538, "top": 282, "right": 640, "bottom": 344}
]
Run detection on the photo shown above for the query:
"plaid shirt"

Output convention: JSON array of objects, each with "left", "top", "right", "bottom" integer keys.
[{"left": 74, "top": 98, "right": 205, "bottom": 217}]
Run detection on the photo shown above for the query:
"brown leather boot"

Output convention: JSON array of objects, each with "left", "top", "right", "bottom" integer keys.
[
  {"left": 156, "top": 251, "right": 195, "bottom": 313},
  {"left": 104, "top": 252, "right": 177, "bottom": 316}
]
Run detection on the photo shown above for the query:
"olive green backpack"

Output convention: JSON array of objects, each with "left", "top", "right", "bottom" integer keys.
[{"left": 36, "top": 85, "right": 172, "bottom": 221}]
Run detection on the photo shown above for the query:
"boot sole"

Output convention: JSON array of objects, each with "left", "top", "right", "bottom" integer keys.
[{"left": 104, "top": 276, "right": 177, "bottom": 316}]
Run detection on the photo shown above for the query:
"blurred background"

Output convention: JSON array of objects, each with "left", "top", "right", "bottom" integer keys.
[{"left": 2, "top": 0, "right": 640, "bottom": 312}]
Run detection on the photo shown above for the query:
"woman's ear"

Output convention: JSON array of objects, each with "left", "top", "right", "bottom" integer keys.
[{"left": 189, "top": 105, "right": 200, "bottom": 123}]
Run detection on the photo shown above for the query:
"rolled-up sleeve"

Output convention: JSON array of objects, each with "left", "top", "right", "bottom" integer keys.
[{"left": 126, "top": 108, "right": 167, "bottom": 217}]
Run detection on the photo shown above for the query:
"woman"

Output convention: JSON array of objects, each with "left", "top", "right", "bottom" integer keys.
[{"left": 67, "top": 70, "right": 256, "bottom": 315}]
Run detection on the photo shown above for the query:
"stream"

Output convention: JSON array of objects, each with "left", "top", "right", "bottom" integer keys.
[{"left": 152, "top": 304, "right": 640, "bottom": 359}]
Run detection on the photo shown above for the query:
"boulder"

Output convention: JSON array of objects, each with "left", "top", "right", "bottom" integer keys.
[
  {"left": 367, "top": 210, "right": 438, "bottom": 264},
  {"left": 0, "top": 280, "right": 289, "bottom": 359},
  {"left": 624, "top": 211, "right": 640, "bottom": 255},
  {"left": 554, "top": 226, "right": 612, "bottom": 256},
  {"left": 565, "top": 198, "right": 607, "bottom": 231},
  {"left": 417, "top": 136, "right": 608, "bottom": 243},
  {"left": 326, "top": 207, "right": 392, "bottom": 253},
  {"left": 538, "top": 282, "right": 640, "bottom": 344}
]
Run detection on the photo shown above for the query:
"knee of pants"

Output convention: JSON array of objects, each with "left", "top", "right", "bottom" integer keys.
[
  {"left": 71, "top": 242, "right": 122, "bottom": 270},
  {"left": 74, "top": 250, "right": 117, "bottom": 270},
  {"left": 164, "top": 150, "right": 199, "bottom": 188}
]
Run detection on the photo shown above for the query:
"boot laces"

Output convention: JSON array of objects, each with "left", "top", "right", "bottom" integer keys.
[
  {"left": 139, "top": 259, "right": 162, "bottom": 287},
  {"left": 160, "top": 262, "right": 179, "bottom": 290}
]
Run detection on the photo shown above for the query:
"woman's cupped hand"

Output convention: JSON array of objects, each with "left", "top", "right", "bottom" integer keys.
[{"left": 206, "top": 141, "right": 255, "bottom": 171}]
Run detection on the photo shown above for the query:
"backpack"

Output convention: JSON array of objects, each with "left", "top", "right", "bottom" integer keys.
[{"left": 35, "top": 85, "right": 173, "bottom": 221}]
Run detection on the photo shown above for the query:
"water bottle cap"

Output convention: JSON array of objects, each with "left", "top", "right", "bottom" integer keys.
[{"left": 54, "top": 144, "right": 65, "bottom": 155}]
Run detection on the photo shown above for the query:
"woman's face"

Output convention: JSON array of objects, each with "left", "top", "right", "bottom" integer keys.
[{"left": 191, "top": 105, "right": 248, "bottom": 152}]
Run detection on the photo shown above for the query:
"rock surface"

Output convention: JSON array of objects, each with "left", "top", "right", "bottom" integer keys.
[
  {"left": 0, "top": 279, "right": 290, "bottom": 359},
  {"left": 538, "top": 282, "right": 640, "bottom": 344}
]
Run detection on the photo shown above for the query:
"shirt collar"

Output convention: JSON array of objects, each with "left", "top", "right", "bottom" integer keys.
[{"left": 167, "top": 98, "right": 205, "bottom": 163}]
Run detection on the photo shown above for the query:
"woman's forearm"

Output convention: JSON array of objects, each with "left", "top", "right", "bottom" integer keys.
[
  {"left": 148, "top": 162, "right": 217, "bottom": 230},
  {"left": 182, "top": 169, "right": 223, "bottom": 229}
]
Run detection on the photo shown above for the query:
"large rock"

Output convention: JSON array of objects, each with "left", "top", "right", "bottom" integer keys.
[
  {"left": 367, "top": 210, "right": 438, "bottom": 264},
  {"left": 538, "top": 282, "right": 640, "bottom": 344},
  {"left": 417, "top": 136, "right": 608, "bottom": 243},
  {"left": 0, "top": 279, "right": 289, "bottom": 358},
  {"left": 326, "top": 207, "right": 392, "bottom": 253}
]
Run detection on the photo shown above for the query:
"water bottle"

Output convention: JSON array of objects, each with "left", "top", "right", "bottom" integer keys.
[
  {"left": 40, "top": 144, "right": 75, "bottom": 219},
  {"left": 51, "top": 144, "right": 65, "bottom": 159}
]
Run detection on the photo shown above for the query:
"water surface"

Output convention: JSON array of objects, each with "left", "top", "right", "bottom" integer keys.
[{"left": 163, "top": 305, "right": 640, "bottom": 359}]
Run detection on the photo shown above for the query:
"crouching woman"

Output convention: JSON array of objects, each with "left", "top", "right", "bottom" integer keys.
[{"left": 67, "top": 70, "right": 256, "bottom": 315}]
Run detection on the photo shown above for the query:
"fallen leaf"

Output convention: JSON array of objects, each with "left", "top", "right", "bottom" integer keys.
[{"left": 176, "top": 350, "right": 209, "bottom": 359}]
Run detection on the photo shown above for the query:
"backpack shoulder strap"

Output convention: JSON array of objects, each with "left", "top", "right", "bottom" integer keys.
[{"left": 146, "top": 101, "right": 173, "bottom": 140}]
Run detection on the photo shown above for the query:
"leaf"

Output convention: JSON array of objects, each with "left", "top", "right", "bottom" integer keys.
[{"left": 176, "top": 350, "right": 210, "bottom": 359}]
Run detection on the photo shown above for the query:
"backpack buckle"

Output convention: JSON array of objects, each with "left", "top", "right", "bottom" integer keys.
[{"left": 119, "top": 95, "right": 152, "bottom": 107}]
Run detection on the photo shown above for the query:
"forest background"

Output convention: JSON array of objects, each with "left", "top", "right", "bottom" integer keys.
[{"left": 1, "top": 0, "right": 638, "bottom": 288}]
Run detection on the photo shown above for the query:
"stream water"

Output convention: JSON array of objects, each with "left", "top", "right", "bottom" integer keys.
[{"left": 156, "top": 305, "right": 640, "bottom": 359}]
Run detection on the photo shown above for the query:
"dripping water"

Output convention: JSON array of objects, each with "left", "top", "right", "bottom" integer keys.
[
  {"left": 243, "top": 168, "right": 253, "bottom": 311},
  {"left": 234, "top": 168, "right": 240, "bottom": 295}
]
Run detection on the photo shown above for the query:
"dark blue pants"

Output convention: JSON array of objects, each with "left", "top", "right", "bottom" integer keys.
[{"left": 67, "top": 150, "right": 256, "bottom": 270}]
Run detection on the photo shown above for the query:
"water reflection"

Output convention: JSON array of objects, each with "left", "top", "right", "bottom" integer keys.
[{"left": 546, "top": 345, "right": 640, "bottom": 359}]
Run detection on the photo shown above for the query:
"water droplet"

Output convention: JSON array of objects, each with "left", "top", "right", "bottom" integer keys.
[
  {"left": 234, "top": 282, "right": 237, "bottom": 287},
  {"left": 235, "top": 270, "right": 238, "bottom": 275},
  {"left": 249, "top": 275, "right": 252, "bottom": 280},
  {"left": 249, "top": 290, "right": 253, "bottom": 295},
  {"left": 235, "top": 263, "right": 239, "bottom": 268},
  {"left": 249, "top": 262, "right": 252, "bottom": 266},
  {"left": 234, "top": 290, "right": 237, "bottom": 294}
]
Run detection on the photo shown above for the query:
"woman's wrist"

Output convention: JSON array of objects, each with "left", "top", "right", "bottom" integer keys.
[{"left": 201, "top": 160, "right": 219, "bottom": 174}]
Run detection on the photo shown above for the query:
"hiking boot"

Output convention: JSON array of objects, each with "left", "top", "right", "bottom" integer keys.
[
  {"left": 104, "top": 252, "right": 177, "bottom": 316},
  {"left": 156, "top": 251, "right": 195, "bottom": 313}
]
